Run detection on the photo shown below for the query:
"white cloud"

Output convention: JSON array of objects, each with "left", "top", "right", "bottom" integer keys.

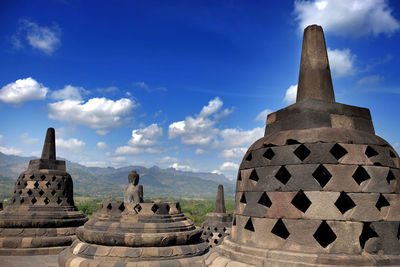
[
  {"left": 160, "top": 156, "right": 178, "bottom": 163},
  {"left": 56, "top": 138, "right": 86, "bottom": 151},
  {"left": 357, "top": 75, "right": 383, "bottom": 86},
  {"left": 294, "top": 0, "right": 400, "bottom": 37},
  {"left": 48, "top": 97, "right": 135, "bottom": 134},
  {"left": 219, "top": 127, "right": 264, "bottom": 148},
  {"left": 114, "top": 146, "right": 143, "bottom": 155},
  {"left": 134, "top": 81, "right": 166, "bottom": 93},
  {"left": 81, "top": 161, "right": 108, "bottom": 168},
  {"left": 51, "top": 85, "right": 89, "bottom": 101},
  {"left": 169, "top": 163, "right": 199, "bottom": 172},
  {"left": 255, "top": 109, "right": 272, "bottom": 122},
  {"left": 20, "top": 133, "right": 39, "bottom": 144},
  {"left": 96, "top": 141, "right": 108, "bottom": 150},
  {"left": 129, "top": 124, "right": 162, "bottom": 147},
  {"left": 219, "top": 147, "right": 248, "bottom": 159},
  {"left": 195, "top": 148, "right": 205, "bottom": 155},
  {"left": 168, "top": 97, "right": 231, "bottom": 146},
  {"left": 0, "top": 146, "right": 23, "bottom": 155},
  {"left": 0, "top": 135, "right": 3, "bottom": 142},
  {"left": 15, "top": 19, "right": 61, "bottom": 54},
  {"left": 327, "top": 48, "right": 356, "bottom": 77},
  {"left": 0, "top": 77, "right": 48, "bottom": 104},
  {"left": 211, "top": 170, "right": 222, "bottom": 175},
  {"left": 220, "top": 161, "right": 239, "bottom": 171},
  {"left": 284, "top": 84, "right": 297, "bottom": 104}
]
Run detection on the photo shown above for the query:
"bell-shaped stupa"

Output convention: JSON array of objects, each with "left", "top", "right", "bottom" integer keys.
[
  {"left": 201, "top": 185, "right": 233, "bottom": 247},
  {"left": 0, "top": 128, "right": 87, "bottom": 255},
  {"left": 59, "top": 170, "right": 209, "bottom": 266},
  {"left": 204, "top": 25, "right": 400, "bottom": 266}
]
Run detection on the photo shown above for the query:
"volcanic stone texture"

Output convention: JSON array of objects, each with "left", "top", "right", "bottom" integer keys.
[
  {"left": 58, "top": 201, "right": 209, "bottom": 266},
  {"left": 0, "top": 128, "right": 87, "bottom": 255}
]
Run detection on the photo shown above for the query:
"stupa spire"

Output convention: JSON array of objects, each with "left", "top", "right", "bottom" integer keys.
[
  {"left": 215, "top": 184, "right": 226, "bottom": 213},
  {"left": 296, "top": 24, "right": 335, "bottom": 103},
  {"left": 41, "top": 127, "right": 56, "bottom": 160}
]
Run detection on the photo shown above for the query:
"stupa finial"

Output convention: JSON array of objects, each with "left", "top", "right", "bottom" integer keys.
[
  {"left": 296, "top": 24, "right": 335, "bottom": 103},
  {"left": 215, "top": 184, "right": 226, "bottom": 213},
  {"left": 41, "top": 127, "right": 56, "bottom": 160}
]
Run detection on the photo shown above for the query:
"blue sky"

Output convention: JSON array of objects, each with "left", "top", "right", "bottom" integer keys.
[{"left": 1, "top": 0, "right": 400, "bottom": 179}]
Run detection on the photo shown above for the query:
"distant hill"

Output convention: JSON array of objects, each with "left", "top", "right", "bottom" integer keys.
[{"left": 0, "top": 152, "right": 235, "bottom": 200}]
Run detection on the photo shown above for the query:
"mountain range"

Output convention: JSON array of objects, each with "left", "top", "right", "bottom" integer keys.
[{"left": 0, "top": 152, "right": 236, "bottom": 200}]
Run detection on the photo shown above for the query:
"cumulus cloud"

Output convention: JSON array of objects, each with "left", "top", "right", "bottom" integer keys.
[
  {"left": 219, "top": 127, "right": 264, "bottom": 148},
  {"left": 51, "top": 85, "right": 89, "bottom": 101},
  {"left": 284, "top": 84, "right": 297, "bottom": 104},
  {"left": 255, "top": 109, "right": 272, "bottom": 122},
  {"left": 20, "top": 133, "right": 39, "bottom": 144},
  {"left": 134, "top": 82, "right": 166, "bottom": 93},
  {"left": 294, "top": 0, "right": 400, "bottom": 37},
  {"left": 96, "top": 142, "right": 108, "bottom": 150},
  {"left": 327, "top": 48, "right": 356, "bottom": 77},
  {"left": 169, "top": 163, "right": 199, "bottom": 172},
  {"left": 160, "top": 156, "right": 178, "bottom": 163},
  {"left": 195, "top": 148, "right": 205, "bottom": 155},
  {"left": 0, "top": 77, "right": 48, "bottom": 104},
  {"left": 168, "top": 97, "right": 232, "bottom": 146},
  {"left": 48, "top": 97, "right": 135, "bottom": 135},
  {"left": 56, "top": 138, "right": 86, "bottom": 151},
  {"left": 14, "top": 19, "right": 61, "bottom": 54},
  {"left": 219, "top": 147, "right": 248, "bottom": 159},
  {"left": 0, "top": 146, "right": 23, "bottom": 155},
  {"left": 115, "top": 124, "right": 163, "bottom": 155},
  {"left": 220, "top": 161, "right": 239, "bottom": 171}
]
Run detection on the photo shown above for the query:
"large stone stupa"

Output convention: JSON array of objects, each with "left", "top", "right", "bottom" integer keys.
[
  {"left": 0, "top": 128, "right": 87, "bottom": 255},
  {"left": 204, "top": 25, "right": 400, "bottom": 266},
  {"left": 59, "top": 170, "right": 209, "bottom": 266}
]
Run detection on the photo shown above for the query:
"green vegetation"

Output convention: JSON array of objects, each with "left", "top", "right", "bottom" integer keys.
[{"left": 73, "top": 197, "right": 235, "bottom": 226}]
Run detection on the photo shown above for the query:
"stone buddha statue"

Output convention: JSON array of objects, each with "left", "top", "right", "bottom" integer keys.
[{"left": 123, "top": 169, "right": 141, "bottom": 203}]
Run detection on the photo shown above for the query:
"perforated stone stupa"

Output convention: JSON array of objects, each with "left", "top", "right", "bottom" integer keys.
[
  {"left": 0, "top": 128, "right": 87, "bottom": 255},
  {"left": 59, "top": 170, "right": 209, "bottom": 266},
  {"left": 204, "top": 25, "right": 400, "bottom": 266},
  {"left": 201, "top": 185, "right": 232, "bottom": 247}
]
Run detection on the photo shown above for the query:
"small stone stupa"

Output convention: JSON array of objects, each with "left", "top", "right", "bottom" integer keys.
[
  {"left": 205, "top": 25, "right": 400, "bottom": 266},
  {"left": 201, "top": 185, "right": 233, "bottom": 247},
  {"left": 0, "top": 128, "right": 87, "bottom": 255},
  {"left": 59, "top": 170, "right": 209, "bottom": 266}
]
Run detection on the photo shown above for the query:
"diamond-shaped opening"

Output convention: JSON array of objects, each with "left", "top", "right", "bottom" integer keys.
[
  {"left": 286, "top": 139, "right": 300, "bottom": 145},
  {"left": 294, "top": 144, "right": 311, "bottom": 161},
  {"left": 176, "top": 203, "right": 181, "bottom": 212},
  {"left": 291, "top": 190, "right": 312, "bottom": 213},
  {"left": 17, "top": 181, "right": 21, "bottom": 186},
  {"left": 44, "top": 197, "right": 50, "bottom": 205},
  {"left": 376, "top": 194, "right": 390, "bottom": 211},
  {"left": 57, "top": 197, "right": 62, "bottom": 205},
  {"left": 313, "top": 221, "right": 337, "bottom": 248},
  {"left": 107, "top": 203, "right": 112, "bottom": 210},
  {"left": 334, "top": 191, "right": 356, "bottom": 214},
  {"left": 232, "top": 216, "right": 236, "bottom": 226},
  {"left": 51, "top": 190, "right": 56, "bottom": 196},
  {"left": 263, "top": 143, "right": 276, "bottom": 148},
  {"left": 38, "top": 189, "right": 44, "bottom": 196},
  {"left": 390, "top": 150, "right": 396, "bottom": 158},
  {"left": 218, "top": 233, "right": 222, "bottom": 238},
  {"left": 249, "top": 169, "right": 259, "bottom": 182},
  {"left": 214, "top": 227, "right": 218, "bottom": 231},
  {"left": 23, "top": 181, "right": 28, "bottom": 187},
  {"left": 397, "top": 224, "right": 400, "bottom": 240},
  {"left": 359, "top": 222, "right": 379, "bottom": 249},
  {"left": 365, "top": 146, "right": 379, "bottom": 158},
  {"left": 30, "top": 174, "right": 35, "bottom": 179},
  {"left": 27, "top": 189, "right": 33, "bottom": 196},
  {"left": 245, "top": 152, "right": 252, "bottom": 161},
  {"left": 237, "top": 171, "right": 242, "bottom": 181},
  {"left": 57, "top": 183, "right": 62, "bottom": 190},
  {"left": 18, "top": 190, "right": 22, "bottom": 194},
  {"left": 258, "top": 192, "right": 272, "bottom": 208},
  {"left": 134, "top": 203, "right": 142, "bottom": 213},
  {"left": 312, "top": 164, "right": 332, "bottom": 188},
  {"left": 20, "top": 198, "right": 24, "bottom": 204},
  {"left": 52, "top": 176, "right": 56, "bottom": 181},
  {"left": 214, "top": 239, "right": 218, "bottom": 245},
  {"left": 275, "top": 166, "right": 291, "bottom": 185},
  {"left": 244, "top": 217, "right": 255, "bottom": 232},
  {"left": 12, "top": 198, "right": 16, "bottom": 203},
  {"left": 373, "top": 162, "right": 382, "bottom": 166},
  {"left": 263, "top": 148, "right": 275, "bottom": 160},
  {"left": 118, "top": 203, "right": 125, "bottom": 212},
  {"left": 62, "top": 176, "right": 66, "bottom": 181},
  {"left": 31, "top": 197, "right": 36, "bottom": 205},
  {"left": 352, "top": 166, "right": 371, "bottom": 185},
  {"left": 271, "top": 218, "right": 290, "bottom": 239},
  {"left": 40, "top": 174, "right": 46, "bottom": 180},
  {"left": 240, "top": 193, "right": 247, "bottom": 204},
  {"left": 45, "top": 181, "right": 51, "bottom": 188},
  {"left": 34, "top": 181, "right": 39, "bottom": 188},
  {"left": 223, "top": 227, "right": 227, "bottom": 232},
  {"left": 151, "top": 204, "right": 159, "bottom": 213},
  {"left": 329, "top": 143, "right": 348, "bottom": 160},
  {"left": 386, "top": 170, "right": 396, "bottom": 184},
  {"left": 166, "top": 204, "right": 170, "bottom": 212}
]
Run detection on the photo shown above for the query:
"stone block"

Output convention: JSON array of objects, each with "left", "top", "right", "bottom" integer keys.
[
  {"left": 339, "top": 144, "right": 371, "bottom": 165},
  {"left": 346, "top": 193, "right": 381, "bottom": 221},
  {"left": 266, "top": 192, "right": 302, "bottom": 219},
  {"left": 322, "top": 164, "right": 360, "bottom": 192},
  {"left": 361, "top": 166, "right": 392, "bottom": 193},
  {"left": 366, "top": 222, "right": 400, "bottom": 255},
  {"left": 303, "top": 191, "right": 342, "bottom": 220},
  {"left": 382, "top": 194, "right": 400, "bottom": 221}
]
